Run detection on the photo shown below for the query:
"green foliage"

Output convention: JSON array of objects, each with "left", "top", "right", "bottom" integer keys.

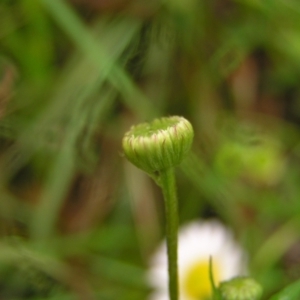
[
  {"left": 269, "top": 278, "right": 300, "bottom": 300},
  {"left": 1, "top": 0, "right": 300, "bottom": 299}
]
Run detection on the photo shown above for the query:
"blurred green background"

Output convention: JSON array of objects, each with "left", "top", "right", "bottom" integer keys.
[{"left": 1, "top": 0, "right": 300, "bottom": 299}]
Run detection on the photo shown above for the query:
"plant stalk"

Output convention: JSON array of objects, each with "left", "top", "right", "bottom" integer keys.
[{"left": 159, "top": 167, "right": 179, "bottom": 300}]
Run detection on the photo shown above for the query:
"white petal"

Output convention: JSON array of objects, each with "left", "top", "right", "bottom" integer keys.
[{"left": 147, "top": 219, "right": 247, "bottom": 300}]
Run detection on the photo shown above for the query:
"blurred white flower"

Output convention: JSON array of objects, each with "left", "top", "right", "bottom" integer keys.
[{"left": 148, "top": 220, "right": 247, "bottom": 300}]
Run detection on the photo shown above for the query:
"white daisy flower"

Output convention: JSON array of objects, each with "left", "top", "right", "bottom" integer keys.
[{"left": 148, "top": 220, "right": 247, "bottom": 300}]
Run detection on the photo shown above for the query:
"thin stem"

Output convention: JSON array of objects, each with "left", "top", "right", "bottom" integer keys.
[{"left": 159, "top": 168, "right": 179, "bottom": 300}]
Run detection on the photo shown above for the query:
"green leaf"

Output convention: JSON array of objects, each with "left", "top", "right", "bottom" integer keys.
[{"left": 269, "top": 279, "right": 300, "bottom": 300}]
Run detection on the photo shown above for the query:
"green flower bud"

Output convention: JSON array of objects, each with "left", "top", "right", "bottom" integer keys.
[
  {"left": 122, "top": 116, "right": 193, "bottom": 174},
  {"left": 219, "top": 277, "right": 263, "bottom": 300}
]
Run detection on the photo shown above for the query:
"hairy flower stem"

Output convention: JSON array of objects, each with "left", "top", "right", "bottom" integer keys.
[
  {"left": 122, "top": 116, "right": 193, "bottom": 300},
  {"left": 159, "top": 167, "right": 179, "bottom": 300}
]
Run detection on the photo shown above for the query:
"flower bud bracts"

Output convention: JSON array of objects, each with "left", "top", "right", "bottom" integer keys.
[
  {"left": 219, "top": 276, "right": 263, "bottom": 300},
  {"left": 122, "top": 116, "right": 193, "bottom": 174}
]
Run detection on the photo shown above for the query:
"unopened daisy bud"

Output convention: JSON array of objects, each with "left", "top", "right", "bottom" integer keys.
[
  {"left": 122, "top": 116, "right": 193, "bottom": 174},
  {"left": 219, "top": 277, "right": 263, "bottom": 300}
]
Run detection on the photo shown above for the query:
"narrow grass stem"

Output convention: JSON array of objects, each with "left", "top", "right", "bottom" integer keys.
[{"left": 159, "top": 167, "right": 179, "bottom": 300}]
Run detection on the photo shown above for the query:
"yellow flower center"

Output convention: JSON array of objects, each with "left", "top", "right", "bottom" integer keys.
[{"left": 182, "top": 259, "right": 220, "bottom": 300}]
